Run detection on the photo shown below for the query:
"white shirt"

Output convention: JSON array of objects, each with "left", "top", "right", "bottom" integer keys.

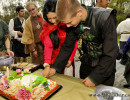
[
  {"left": 117, "top": 18, "right": 130, "bottom": 42},
  {"left": 9, "top": 18, "right": 25, "bottom": 41}
]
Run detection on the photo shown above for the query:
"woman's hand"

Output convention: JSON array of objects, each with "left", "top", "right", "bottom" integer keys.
[
  {"left": 43, "top": 66, "right": 51, "bottom": 78},
  {"left": 33, "top": 51, "right": 38, "bottom": 57},
  {"left": 66, "top": 60, "right": 72, "bottom": 67},
  {"left": 37, "top": 12, "right": 41, "bottom": 17}
]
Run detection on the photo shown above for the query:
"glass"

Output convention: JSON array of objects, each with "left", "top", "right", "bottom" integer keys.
[{"left": 28, "top": 8, "right": 35, "bottom": 13}]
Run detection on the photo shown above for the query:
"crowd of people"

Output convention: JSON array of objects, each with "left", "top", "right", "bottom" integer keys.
[{"left": 0, "top": 0, "right": 130, "bottom": 88}]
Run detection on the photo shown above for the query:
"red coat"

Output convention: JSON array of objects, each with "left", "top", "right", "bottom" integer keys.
[{"left": 40, "top": 21, "right": 77, "bottom": 65}]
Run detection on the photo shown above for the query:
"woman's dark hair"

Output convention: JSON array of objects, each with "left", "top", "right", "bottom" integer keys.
[
  {"left": 49, "top": 29, "right": 59, "bottom": 49},
  {"left": 43, "top": 0, "right": 57, "bottom": 23},
  {"left": 43, "top": 0, "right": 59, "bottom": 49},
  {"left": 126, "top": 13, "right": 130, "bottom": 18}
]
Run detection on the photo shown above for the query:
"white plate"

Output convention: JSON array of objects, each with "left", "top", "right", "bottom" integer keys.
[{"left": 95, "top": 86, "right": 129, "bottom": 100}]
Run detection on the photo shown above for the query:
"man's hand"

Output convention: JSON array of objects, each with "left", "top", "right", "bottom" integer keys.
[
  {"left": 7, "top": 49, "right": 14, "bottom": 57},
  {"left": 48, "top": 68, "right": 56, "bottom": 77},
  {"left": 82, "top": 77, "right": 96, "bottom": 87},
  {"left": 17, "top": 32, "right": 23, "bottom": 36},
  {"left": 66, "top": 60, "right": 72, "bottom": 67}
]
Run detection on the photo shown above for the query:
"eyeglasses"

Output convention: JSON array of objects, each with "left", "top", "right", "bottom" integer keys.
[{"left": 28, "top": 8, "right": 35, "bottom": 13}]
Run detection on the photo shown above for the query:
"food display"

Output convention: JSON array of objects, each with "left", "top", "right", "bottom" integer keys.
[
  {"left": 0, "top": 70, "right": 62, "bottom": 100},
  {"left": 12, "top": 63, "right": 43, "bottom": 73}
]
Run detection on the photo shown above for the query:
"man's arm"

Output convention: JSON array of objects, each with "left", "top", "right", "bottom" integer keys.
[
  {"left": 51, "top": 27, "right": 79, "bottom": 73},
  {"left": 5, "top": 38, "right": 14, "bottom": 56},
  {"left": 5, "top": 37, "right": 11, "bottom": 50},
  {"left": 2, "top": 20, "right": 14, "bottom": 56},
  {"left": 88, "top": 14, "right": 119, "bottom": 85}
]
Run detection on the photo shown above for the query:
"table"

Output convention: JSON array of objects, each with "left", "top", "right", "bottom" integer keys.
[{"left": 0, "top": 69, "right": 130, "bottom": 100}]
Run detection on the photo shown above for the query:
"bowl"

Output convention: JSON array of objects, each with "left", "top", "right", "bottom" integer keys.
[
  {"left": 0, "top": 65, "right": 8, "bottom": 71},
  {"left": 0, "top": 55, "right": 13, "bottom": 71}
]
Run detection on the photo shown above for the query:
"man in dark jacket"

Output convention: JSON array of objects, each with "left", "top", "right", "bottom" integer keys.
[{"left": 47, "top": 0, "right": 118, "bottom": 87}]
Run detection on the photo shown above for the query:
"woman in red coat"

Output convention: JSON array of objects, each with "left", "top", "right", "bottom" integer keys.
[{"left": 40, "top": 0, "right": 77, "bottom": 78}]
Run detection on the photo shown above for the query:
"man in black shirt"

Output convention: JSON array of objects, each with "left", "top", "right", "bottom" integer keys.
[{"left": 48, "top": 0, "right": 118, "bottom": 87}]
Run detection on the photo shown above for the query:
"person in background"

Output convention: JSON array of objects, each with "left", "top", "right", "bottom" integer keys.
[
  {"left": 123, "top": 37, "right": 130, "bottom": 88},
  {"left": 49, "top": 0, "right": 118, "bottom": 87},
  {"left": 40, "top": 0, "right": 77, "bottom": 77},
  {"left": 9, "top": 6, "right": 29, "bottom": 63},
  {"left": 96, "top": 0, "right": 123, "bottom": 61},
  {"left": 0, "top": 19, "right": 14, "bottom": 56},
  {"left": 117, "top": 13, "right": 130, "bottom": 65},
  {"left": 96, "top": 0, "right": 110, "bottom": 8},
  {"left": 21, "top": 2, "right": 44, "bottom": 65}
]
